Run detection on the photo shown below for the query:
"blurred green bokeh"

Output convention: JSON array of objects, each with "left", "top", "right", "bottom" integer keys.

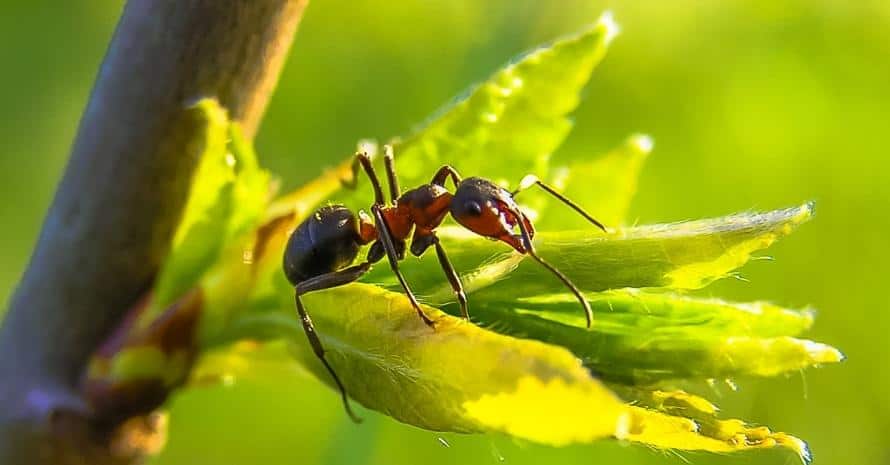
[{"left": 1, "top": 1, "right": 887, "bottom": 464}]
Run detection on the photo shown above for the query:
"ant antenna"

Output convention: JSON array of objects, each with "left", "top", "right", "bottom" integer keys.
[
  {"left": 510, "top": 205, "right": 594, "bottom": 328},
  {"left": 513, "top": 175, "right": 608, "bottom": 232}
]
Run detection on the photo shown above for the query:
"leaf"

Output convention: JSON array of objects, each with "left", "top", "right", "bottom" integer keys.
[
  {"left": 206, "top": 280, "right": 814, "bottom": 461},
  {"left": 374, "top": 202, "right": 814, "bottom": 300},
  {"left": 152, "top": 99, "right": 271, "bottom": 323},
  {"left": 151, "top": 99, "right": 233, "bottom": 313},
  {"left": 84, "top": 99, "right": 272, "bottom": 398},
  {"left": 496, "top": 290, "right": 817, "bottom": 338},
  {"left": 189, "top": 340, "right": 307, "bottom": 388},
  {"left": 202, "top": 203, "right": 827, "bottom": 460},
  {"left": 172, "top": 99, "right": 233, "bottom": 248},
  {"left": 333, "top": 12, "right": 618, "bottom": 210},
  {"left": 609, "top": 387, "right": 811, "bottom": 462},
  {"left": 465, "top": 290, "right": 841, "bottom": 384},
  {"left": 622, "top": 403, "right": 812, "bottom": 463},
  {"left": 217, "top": 283, "right": 629, "bottom": 445},
  {"left": 226, "top": 123, "right": 271, "bottom": 239}
]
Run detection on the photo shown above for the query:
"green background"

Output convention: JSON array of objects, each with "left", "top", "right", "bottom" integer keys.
[{"left": 1, "top": 1, "right": 887, "bottom": 464}]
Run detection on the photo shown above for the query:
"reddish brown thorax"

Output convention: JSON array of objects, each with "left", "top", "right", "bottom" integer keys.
[
  {"left": 381, "top": 204, "right": 413, "bottom": 240},
  {"left": 374, "top": 184, "right": 453, "bottom": 242}
]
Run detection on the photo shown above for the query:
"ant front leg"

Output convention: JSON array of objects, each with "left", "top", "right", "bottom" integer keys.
[
  {"left": 508, "top": 204, "right": 594, "bottom": 329},
  {"left": 371, "top": 205, "right": 435, "bottom": 327},
  {"left": 294, "top": 262, "right": 372, "bottom": 423}
]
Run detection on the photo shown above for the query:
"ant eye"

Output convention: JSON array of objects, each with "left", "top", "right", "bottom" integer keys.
[{"left": 464, "top": 201, "right": 483, "bottom": 216}]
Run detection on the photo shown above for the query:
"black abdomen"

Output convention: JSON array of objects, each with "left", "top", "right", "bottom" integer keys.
[{"left": 283, "top": 205, "right": 361, "bottom": 284}]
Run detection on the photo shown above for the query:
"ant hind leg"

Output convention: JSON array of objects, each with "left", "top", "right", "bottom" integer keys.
[
  {"left": 294, "top": 263, "right": 372, "bottom": 423},
  {"left": 343, "top": 151, "right": 387, "bottom": 205}
]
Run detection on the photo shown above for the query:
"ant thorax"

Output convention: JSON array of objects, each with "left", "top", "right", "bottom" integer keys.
[{"left": 392, "top": 184, "right": 453, "bottom": 238}]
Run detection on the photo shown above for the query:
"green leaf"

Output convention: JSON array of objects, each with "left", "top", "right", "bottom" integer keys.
[
  {"left": 466, "top": 290, "right": 840, "bottom": 384},
  {"left": 151, "top": 99, "right": 233, "bottom": 314},
  {"left": 226, "top": 123, "right": 271, "bottom": 239},
  {"left": 334, "top": 12, "right": 617, "bottom": 210},
  {"left": 150, "top": 99, "right": 271, "bottom": 318},
  {"left": 374, "top": 202, "right": 814, "bottom": 300}
]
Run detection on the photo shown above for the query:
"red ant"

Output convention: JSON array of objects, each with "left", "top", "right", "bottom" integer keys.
[{"left": 283, "top": 146, "right": 607, "bottom": 422}]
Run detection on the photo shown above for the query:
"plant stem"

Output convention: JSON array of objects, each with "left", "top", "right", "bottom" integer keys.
[{"left": 0, "top": 1, "right": 307, "bottom": 463}]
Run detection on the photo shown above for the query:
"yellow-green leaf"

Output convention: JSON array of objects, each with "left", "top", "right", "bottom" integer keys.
[
  {"left": 391, "top": 202, "right": 815, "bottom": 300},
  {"left": 151, "top": 99, "right": 233, "bottom": 314},
  {"left": 218, "top": 283, "right": 628, "bottom": 444},
  {"left": 150, "top": 99, "right": 270, "bottom": 328},
  {"left": 612, "top": 387, "right": 811, "bottom": 463},
  {"left": 206, "top": 282, "right": 812, "bottom": 461}
]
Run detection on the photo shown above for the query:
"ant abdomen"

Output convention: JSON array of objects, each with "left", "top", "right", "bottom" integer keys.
[{"left": 283, "top": 205, "right": 362, "bottom": 285}]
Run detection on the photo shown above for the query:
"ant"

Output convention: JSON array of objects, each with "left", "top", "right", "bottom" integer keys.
[{"left": 283, "top": 146, "right": 607, "bottom": 422}]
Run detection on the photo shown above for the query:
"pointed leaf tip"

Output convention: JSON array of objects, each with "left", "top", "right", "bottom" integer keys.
[{"left": 597, "top": 10, "right": 620, "bottom": 45}]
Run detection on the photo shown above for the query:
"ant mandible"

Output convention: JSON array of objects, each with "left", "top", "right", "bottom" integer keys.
[{"left": 283, "top": 146, "right": 607, "bottom": 422}]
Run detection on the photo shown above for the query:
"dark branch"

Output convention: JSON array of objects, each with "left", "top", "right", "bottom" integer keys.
[{"left": 0, "top": 0, "right": 308, "bottom": 462}]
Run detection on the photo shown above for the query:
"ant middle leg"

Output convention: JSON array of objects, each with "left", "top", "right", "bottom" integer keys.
[
  {"left": 294, "top": 262, "right": 372, "bottom": 423},
  {"left": 511, "top": 174, "right": 607, "bottom": 232}
]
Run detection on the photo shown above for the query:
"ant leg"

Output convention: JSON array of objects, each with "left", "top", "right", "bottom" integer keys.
[
  {"left": 382, "top": 145, "right": 400, "bottom": 203},
  {"left": 510, "top": 206, "right": 594, "bottom": 328},
  {"left": 511, "top": 175, "right": 607, "bottom": 232},
  {"left": 294, "top": 263, "right": 372, "bottom": 423},
  {"left": 371, "top": 206, "right": 435, "bottom": 327},
  {"left": 296, "top": 262, "right": 372, "bottom": 294},
  {"left": 432, "top": 236, "right": 469, "bottom": 320},
  {"left": 431, "top": 165, "right": 462, "bottom": 189},
  {"left": 294, "top": 296, "right": 362, "bottom": 423},
  {"left": 344, "top": 152, "right": 386, "bottom": 205}
]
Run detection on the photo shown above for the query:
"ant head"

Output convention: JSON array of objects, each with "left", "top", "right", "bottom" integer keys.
[{"left": 449, "top": 177, "right": 533, "bottom": 253}]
